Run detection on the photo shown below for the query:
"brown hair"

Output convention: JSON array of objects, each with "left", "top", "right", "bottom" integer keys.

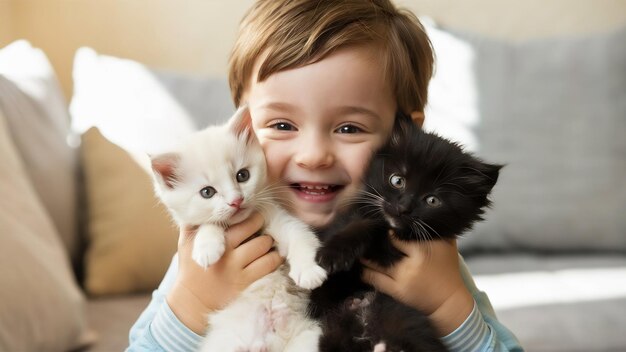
[{"left": 228, "top": 0, "right": 434, "bottom": 114}]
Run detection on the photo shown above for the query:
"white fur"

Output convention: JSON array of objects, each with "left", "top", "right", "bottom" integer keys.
[{"left": 151, "top": 107, "right": 326, "bottom": 351}]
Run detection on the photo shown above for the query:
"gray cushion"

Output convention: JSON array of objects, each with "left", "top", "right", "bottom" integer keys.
[
  {"left": 425, "top": 24, "right": 626, "bottom": 252},
  {"left": 152, "top": 69, "right": 234, "bottom": 128},
  {"left": 466, "top": 253, "right": 626, "bottom": 351},
  {"left": 0, "top": 108, "right": 88, "bottom": 352},
  {"left": 85, "top": 294, "right": 151, "bottom": 352},
  {"left": 0, "top": 41, "right": 79, "bottom": 263}
]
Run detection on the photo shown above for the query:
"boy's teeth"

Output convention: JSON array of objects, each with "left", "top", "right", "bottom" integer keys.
[{"left": 302, "top": 185, "right": 330, "bottom": 190}]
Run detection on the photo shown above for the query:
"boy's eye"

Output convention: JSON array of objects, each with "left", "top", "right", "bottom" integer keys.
[
  {"left": 270, "top": 122, "right": 296, "bottom": 131},
  {"left": 336, "top": 124, "right": 362, "bottom": 134}
]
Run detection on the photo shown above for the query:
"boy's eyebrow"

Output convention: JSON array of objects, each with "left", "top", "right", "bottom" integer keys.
[
  {"left": 258, "top": 102, "right": 382, "bottom": 121},
  {"left": 258, "top": 102, "right": 297, "bottom": 112},
  {"left": 335, "top": 106, "right": 382, "bottom": 121}
]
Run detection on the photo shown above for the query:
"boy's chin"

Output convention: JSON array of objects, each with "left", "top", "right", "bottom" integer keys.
[{"left": 293, "top": 209, "right": 336, "bottom": 229}]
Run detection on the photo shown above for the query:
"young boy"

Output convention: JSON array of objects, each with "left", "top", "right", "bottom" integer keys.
[{"left": 129, "top": 1, "right": 523, "bottom": 351}]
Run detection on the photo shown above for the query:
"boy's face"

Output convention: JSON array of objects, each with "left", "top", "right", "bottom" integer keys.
[{"left": 245, "top": 46, "right": 396, "bottom": 228}]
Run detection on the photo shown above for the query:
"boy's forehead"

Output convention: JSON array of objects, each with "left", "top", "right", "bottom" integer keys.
[
  {"left": 244, "top": 45, "right": 397, "bottom": 114},
  {"left": 246, "top": 45, "right": 386, "bottom": 88}
]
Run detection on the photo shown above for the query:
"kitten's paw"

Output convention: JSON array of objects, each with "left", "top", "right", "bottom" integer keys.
[
  {"left": 248, "top": 342, "right": 269, "bottom": 352},
  {"left": 316, "top": 246, "right": 356, "bottom": 274},
  {"left": 373, "top": 342, "right": 387, "bottom": 352},
  {"left": 289, "top": 264, "right": 327, "bottom": 290},
  {"left": 192, "top": 237, "right": 225, "bottom": 269}
]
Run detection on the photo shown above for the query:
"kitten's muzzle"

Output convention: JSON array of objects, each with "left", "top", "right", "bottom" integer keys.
[{"left": 229, "top": 197, "right": 244, "bottom": 210}]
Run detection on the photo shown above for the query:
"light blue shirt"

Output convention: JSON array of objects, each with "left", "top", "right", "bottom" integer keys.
[{"left": 128, "top": 254, "right": 523, "bottom": 352}]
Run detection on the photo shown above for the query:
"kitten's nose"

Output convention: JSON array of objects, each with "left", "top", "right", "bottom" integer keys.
[
  {"left": 229, "top": 197, "right": 244, "bottom": 209},
  {"left": 397, "top": 197, "right": 412, "bottom": 214}
]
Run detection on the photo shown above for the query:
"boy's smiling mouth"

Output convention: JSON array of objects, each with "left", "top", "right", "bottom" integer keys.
[{"left": 289, "top": 183, "right": 345, "bottom": 202}]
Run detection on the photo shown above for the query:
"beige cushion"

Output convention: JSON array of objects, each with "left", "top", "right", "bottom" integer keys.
[
  {"left": 81, "top": 127, "right": 177, "bottom": 296},
  {"left": 0, "top": 40, "right": 79, "bottom": 264},
  {"left": 0, "top": 109, "right": 88, "bottom": 351}
]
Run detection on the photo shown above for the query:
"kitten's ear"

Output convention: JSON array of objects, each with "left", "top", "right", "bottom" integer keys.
[
  {"left": 228, "top": 105, "right": 256, "bottom": 145},
  {"left": 150, "top": 152, "right": 181, "bottom": 189},
  {"left": 466, "top": 159, "right": 504, "bottom": 194}
]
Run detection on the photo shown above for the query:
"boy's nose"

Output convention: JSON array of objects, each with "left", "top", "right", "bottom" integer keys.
[
  {"left": 294, "top": 147, "right": 334, "bottom": 169},
  {"left": 294, "top": 134, "right": 334, "bottom": 169}
]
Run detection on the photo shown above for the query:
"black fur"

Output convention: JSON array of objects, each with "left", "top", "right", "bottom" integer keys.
[{"left": 310, "top": 112, "right": 503, "bottom": 352}]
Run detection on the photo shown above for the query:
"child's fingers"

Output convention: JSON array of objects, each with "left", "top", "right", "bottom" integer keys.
[
  {"left": 178, "top": 225, "right": 198, "bottom": 252},
  {"left": 361, "top": 265, "right": 396, "bottom": 294},
  {"left": 180, "top": 224, "right": 199, "bottom": 237},
  {"left": 225, "top": 212, "right": 265, "bottom": 250},
  {"left": 242, "top": 250, "right": 285, "bottom": 282},
  {"left": 388, "top": 230, "right": 415, "bottom": 254},
  {"left": 360, "top": 258, "right": 397, "bottom": 279},
  {"left": 389, "top": 231, "right": 457, "bottom": 256},
  {"left": 232, "top": 234, "right": 275, "bottom": 269}
]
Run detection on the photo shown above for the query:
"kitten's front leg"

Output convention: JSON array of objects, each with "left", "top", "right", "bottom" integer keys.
[
  {"left": 264, "top": 207, "right": 327, "bottom": 290},
  {"left": 192, "top": 223, "right": 226, "bottom": 269},
  {"left": 317, "top": 219, "right": 387, "bottom": 274}
]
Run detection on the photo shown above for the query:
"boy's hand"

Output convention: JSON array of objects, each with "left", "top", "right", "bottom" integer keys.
[
  {"left": 361, "top": 233, "right": 474, "bottom": 336},
  {"left": 166, "top": 212, "right": 285, "bottom": 334}
]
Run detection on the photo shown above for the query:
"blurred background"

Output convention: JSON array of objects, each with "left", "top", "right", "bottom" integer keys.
[
  {"left": 2, "top": 0, "right": 626, "bottom": 98},
  {"left": 1, "top": 1, "right": 625, "bottom": 351}
]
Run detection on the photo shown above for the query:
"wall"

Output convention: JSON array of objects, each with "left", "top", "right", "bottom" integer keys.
[
  {"left": 0, "top": 0, "right": 14, "bottom": 47},
  {"left": 398, "top": 0, "right": 626, "bottom": 40},
  {"left": 2, "top": 0, "right": 626, "bottom": 99}
]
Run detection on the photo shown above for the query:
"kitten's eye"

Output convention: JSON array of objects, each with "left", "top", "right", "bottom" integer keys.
[
  {"left": 236, "top": 168, "right": 250, "bottom": 183},
  {"left": 199, "top": 186, "right": 217, "bottom": 199},
  {"left": 335, "top": 124, "right": 362, "bottom": 134},
  {"left": 270, "top": 122, "right": 296, "bottom": 131},
  {"left": 425, "top": 195, "right": 442, "bottom": 208},
  {"left": 389, "top": 174, "right": 406, "bottom": 189}
]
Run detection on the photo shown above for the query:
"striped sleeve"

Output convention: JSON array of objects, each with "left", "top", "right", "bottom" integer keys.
[
  {"left": 441, "top": 301, "right": 494, "bottom": 352},
  {"left": 149, "top": 301, "right": 204, "bottom": 352}
]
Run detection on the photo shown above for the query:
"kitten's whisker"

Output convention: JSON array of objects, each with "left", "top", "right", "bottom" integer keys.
[
  {"left": 417, "top": 219, "right": 443, "bottom": 240},
  {"left": 181, "top": 230, "right": 196, "bottom": 248},
  {"left": 410, "top": 220, "right": 429, "bottom": 243},
  {"left": 435, "top": 190, "right": 468, "bottom": 198},
  {"left": 437, "top": 182, "right": 469, "bottom": 191},
  {"left": 361, "top": 207, "right": 383, "bottom": 219},
  {"left": 354, "top": 190, "right": 384, "bottom": 201},
  {"left": 362, "top": 182, "right": 385, "bottom": 200},
  {"left": 409, "top": 220, "right": 434, "bottom": 258},
  {"left": 460, "top": 166, "right": 498, "bottom": 181}
]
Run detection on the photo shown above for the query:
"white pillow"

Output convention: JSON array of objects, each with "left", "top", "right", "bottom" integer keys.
[
  {"left": 421, "top": 17, "right": 479, "bottom": 152},
  {"left": 70, "top": 47, "right": 198, "bottom": 155}
]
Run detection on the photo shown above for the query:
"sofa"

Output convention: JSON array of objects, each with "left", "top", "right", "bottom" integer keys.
[{"left": 1, "top": 2, "right": 625, "bottom": 351}]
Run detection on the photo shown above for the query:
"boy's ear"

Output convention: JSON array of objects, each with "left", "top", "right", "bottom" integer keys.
[
  {"left": 150, "top": 152, "right": 181, "bottom": 189},
  {"left": 410, "top": 111, "right": 425, "bottom": 127},
  {"left": 228, "top": 105, "right": 256, "bottom": 144}
]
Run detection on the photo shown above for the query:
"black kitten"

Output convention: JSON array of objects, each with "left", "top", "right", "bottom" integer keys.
[{"left": 310, "top": 112, "right": 502, "bottom": 352}]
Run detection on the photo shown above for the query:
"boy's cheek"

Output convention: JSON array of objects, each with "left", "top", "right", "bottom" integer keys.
[{"left": 259, "top": 143, "right": 286, "bottom": 182}]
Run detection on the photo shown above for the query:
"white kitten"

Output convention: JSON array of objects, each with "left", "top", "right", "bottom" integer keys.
[{"left": 151, "top": 106, "right": 326, "bottom": 352}]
